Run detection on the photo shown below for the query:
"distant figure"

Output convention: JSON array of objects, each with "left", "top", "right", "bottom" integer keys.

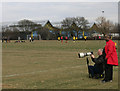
[
  {"left": 115, "top": 42, "right": 117, "bottom": 49},
  {"left": 21, "top": 40, "right": 25, "bottom": 42},
  {"left": 29, "top": 37, "right": 32, "bottom": 42},
  {"left": 32, "top": 37, "right": 34, "bottom": 42},
  {"left": 84, "top": 36, "right": 87, "bottom": 41},
  {"left": 94, "top": 36, "right": 97, "bottom": 40},
  {"left": 2, "top": 38, "right": 4, "bottom": 43},
  {"left": 111, "top": 36, "right": 112, "bottom": 40},
  {"left": 4, "top": 37, "right": 7, "bottom": 43},
  {"left": 65, "top": 36, "right": 68, "bottom": 43},
  {"left": 61, "top": 36, "right": 63, "bottom": 44},
  {"left": 15, "top": 40, "right": 25, "bottom": 43},
  {"left": 76, "top": 37, "right": 78, "bottom": 40},
  {"left": 58, "top": 37, "right": 60, "bottom": 41},
  {"left": 99, "top": 36, "right": 101, "bottom": 40},
  {"left": 18, "top": 37, "right": 21, "bottom": 42},
  {"left": 7, "top": 39, "right": 10, "bottom": 43},
  {"left": 73, "top": 36, "right": 75, "bottom": 42}
]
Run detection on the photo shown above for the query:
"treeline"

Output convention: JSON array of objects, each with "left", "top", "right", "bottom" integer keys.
[
  {"left": 2, "top": 16, "right": 119, "bottom": 40},
  {"left": 2, "top": 20, "right": 59, "bottom": 40}
]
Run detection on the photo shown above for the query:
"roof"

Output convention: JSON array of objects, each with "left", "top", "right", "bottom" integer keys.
[{"left": 89, "top": 23, "right": 98, "bottom": 30}]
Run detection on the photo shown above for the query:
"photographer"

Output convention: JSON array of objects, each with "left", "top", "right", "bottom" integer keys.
[{"left": 88, "top": 49, "right": 105, "bottom": 78}]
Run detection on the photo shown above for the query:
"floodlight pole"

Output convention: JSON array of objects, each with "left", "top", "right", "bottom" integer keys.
[
  {"left": 102, "top": 10, "right": 104, "bottom": 24},
  {"left": 102, "top": 10, "right": 105, "bottom": 35}
]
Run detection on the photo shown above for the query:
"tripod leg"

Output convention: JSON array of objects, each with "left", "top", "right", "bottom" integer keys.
[{"left": 87, "top": 57, "right": 89, "bottom": 66}]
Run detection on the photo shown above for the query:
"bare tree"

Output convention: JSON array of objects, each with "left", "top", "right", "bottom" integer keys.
[
  {"left": 61, "top": 17, "right": 74, "bottom": 37},
  {"left": 61, "top": 17, "right": 89, "bottom": 37},
  {"left": 74, "top": 17, "right": 89, "bottom": 37},
  {"left": 96, "top": 17, "right": 114, "bottom": 35},
  {"left": 2, "top": 26, "right": 21, "bottom": 40},
  {"left": 61, "top": 17, "right": 74, "bottom": 28},
  {"left": 17, "top": 19, "right": 41, "bottom": 31},
  {"left": 74, "top": 17, "right": 89, "bottom": 30},
  {"left": 110, "top": 23, "right": 119, "bottom": 33}
]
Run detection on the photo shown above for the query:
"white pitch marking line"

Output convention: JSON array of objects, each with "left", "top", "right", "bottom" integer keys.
[{"left": 2, "top": 65, "right": 82, "bottom": 78}]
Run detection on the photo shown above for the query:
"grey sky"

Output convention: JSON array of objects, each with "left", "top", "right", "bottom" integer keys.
[{"left": 2, "top": 2, "right": 118, "bottom": 23}]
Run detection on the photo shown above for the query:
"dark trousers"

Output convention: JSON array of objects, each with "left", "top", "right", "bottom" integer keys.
[
  {"left": 104, "top": 64, "right": 113, "bottom": 81},
  {"left": 88, "top": 65, "right": 102, "bottom": 77}
]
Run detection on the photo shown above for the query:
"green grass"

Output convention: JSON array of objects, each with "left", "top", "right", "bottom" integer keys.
[{"left": 2, "top": 40, "right": 119, "bottom": 89}]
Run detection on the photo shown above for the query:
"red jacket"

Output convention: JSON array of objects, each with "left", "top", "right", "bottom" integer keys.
[{"left": 105, "top": 40, "right": 118, "bottom": 66}]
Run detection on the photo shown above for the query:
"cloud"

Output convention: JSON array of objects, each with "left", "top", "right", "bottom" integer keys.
[{"left": 2, "top": 2, "right": 118, "bottom": 23}]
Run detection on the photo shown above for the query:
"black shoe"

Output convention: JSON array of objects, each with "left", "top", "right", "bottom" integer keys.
[{"left": 78, "top": 53, "right": 80, "bottom": 58}]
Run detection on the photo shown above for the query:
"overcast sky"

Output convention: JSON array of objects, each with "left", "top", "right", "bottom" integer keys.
[{"left": 1, "top": 2, "right": 118, "bottom": 24}]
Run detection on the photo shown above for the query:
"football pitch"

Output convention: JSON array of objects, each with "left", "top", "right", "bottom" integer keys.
[{"left": 2, "top": 40, "right": 119, "bottom": 89}]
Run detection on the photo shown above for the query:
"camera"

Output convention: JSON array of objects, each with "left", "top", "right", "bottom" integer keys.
[{"left": 78, "top": 52, "right": 93, "bottom": 58}]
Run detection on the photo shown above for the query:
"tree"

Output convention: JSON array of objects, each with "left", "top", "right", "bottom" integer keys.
[
  {"left": 2, "top": 26, "right": 11, "bottom": 39},
  {"left": 61, "top": 17, "right": 75, "bottom": 37},
  {"left": 74, "top": 17, "right": 89, "bottom": 30},
  {"left": 17, "top": 19, "right": 41, "bottom": 32},
  {"left": 110, "top": 23, "right": 119, "bottom": 33},
  {"left": 38, "top": 27, "right": 53, "bottom": 40},
  {"left": 73, "top": 17, "right": 89, "bottom": 37},
  {"left": 71, "top": 22, "right": 79, "bottom": 37},
  {"left": 2, "top": 26, "right": 21, "bottom": 40},
  {"left": 61, "top": 17, "right": 89, "bottom": 37},
  {"left": 96, "top": 17, "right": 114, "bottom": 35}
]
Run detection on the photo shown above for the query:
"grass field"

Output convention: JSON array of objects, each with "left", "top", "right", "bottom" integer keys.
[{"left": 2, "top": 40, "right": 119, "bottom": 89}]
